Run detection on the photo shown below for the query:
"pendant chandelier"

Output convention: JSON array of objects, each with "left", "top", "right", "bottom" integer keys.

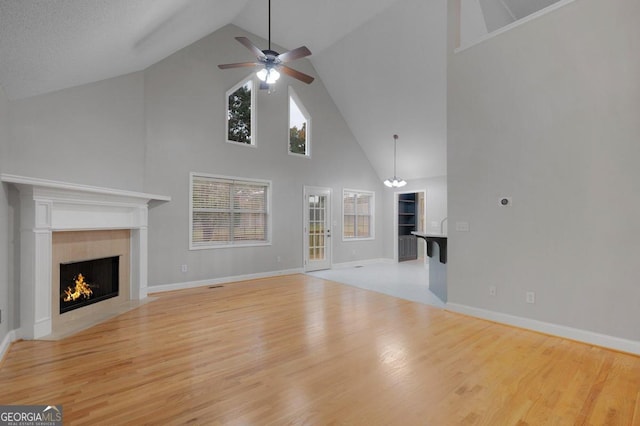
[{"left": 383, "top": 134, "right": 407, "bottom": 188}]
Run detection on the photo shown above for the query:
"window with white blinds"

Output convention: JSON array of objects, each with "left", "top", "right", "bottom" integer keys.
[
  {"left": 190, "top": 173, "right": 270, "bottom": 249},
  {"left": 343, "top": 189, "right": 375, "bottom": 240}
]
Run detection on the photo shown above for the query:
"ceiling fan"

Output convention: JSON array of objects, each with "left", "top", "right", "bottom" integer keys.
[{"left": 217, "top": 0, "right": 314, "bottom": 89}]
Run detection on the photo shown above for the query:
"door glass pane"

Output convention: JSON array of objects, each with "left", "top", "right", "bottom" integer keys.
[{"left": 307, "top": 191, "right": 328, "bottom": 264}]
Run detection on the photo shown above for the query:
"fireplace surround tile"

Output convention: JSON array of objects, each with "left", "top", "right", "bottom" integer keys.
[{"left": 52, "top": 230, "right": 130, "bottom": 335}]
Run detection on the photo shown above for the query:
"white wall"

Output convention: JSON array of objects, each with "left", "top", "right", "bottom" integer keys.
[
  {"left": 448, "top": 0, "right": 640, "bottom": 340},
  {"left": 142, "top": 24, "right": 385, "bottom": 287},
  {"left": 6, "top": 72, "right": 146, "bottom": 190}
]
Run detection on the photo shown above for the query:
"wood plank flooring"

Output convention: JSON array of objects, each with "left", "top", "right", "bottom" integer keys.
[{"left": 1, "top": 274, "right": 639, "bottom": 425}]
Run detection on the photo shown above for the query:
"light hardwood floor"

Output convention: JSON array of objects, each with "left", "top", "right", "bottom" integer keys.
[{"left": 1, "top": 274, "right": 639, "bottom": 425}]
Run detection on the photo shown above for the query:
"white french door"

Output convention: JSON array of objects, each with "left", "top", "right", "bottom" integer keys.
[{"left": 303, "top": 186, "right": 332, "bottom": 272}]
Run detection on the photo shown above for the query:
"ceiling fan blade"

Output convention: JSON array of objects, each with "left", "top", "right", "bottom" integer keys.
[
  {"left": 279, "top": 65, "right": 315, "bottom": 84},
  {"left": 235, "top": 37, "right": 266, "bottom": 60},
  {"left": 277, "top": 46, "right": 312, "bottom": 63},
  {"left": 217, "top": 62, "right": 260, "bottom": 69}
]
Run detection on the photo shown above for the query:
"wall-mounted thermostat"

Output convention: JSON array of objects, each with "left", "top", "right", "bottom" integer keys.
[{"left": 499, "top": 197, "right": 512, "bottom": 206}]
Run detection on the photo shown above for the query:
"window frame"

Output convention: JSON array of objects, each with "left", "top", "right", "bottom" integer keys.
[
  {"left": 225, "top": 77, "right": 257, "bottom": 148},
  {"left": 287, "top": 86, "right": 311, "bottom": 158},
  {"left": 342, "top": 188, "right": 375, "bottom": 241},
  {"left": 189, "top": 172, "right": 272, "bottom": 250}
]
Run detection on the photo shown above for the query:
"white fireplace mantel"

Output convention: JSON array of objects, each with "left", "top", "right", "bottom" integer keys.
[{"left": 1, "top": 174, "right": 171, "bottom": 339}]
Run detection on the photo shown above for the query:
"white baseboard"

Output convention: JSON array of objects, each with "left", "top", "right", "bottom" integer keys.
[
  {"left": 148, "top": 268, "right": 303, "bottom": 293},
  {"left": 329, "top": 258, "right": 394, "bottom": 269},
  {"left": 0, "top": 329, "right": 18, "bottom": 364},
  {"left": 446, "top": 303, "right": 640, "bottom": 356}
]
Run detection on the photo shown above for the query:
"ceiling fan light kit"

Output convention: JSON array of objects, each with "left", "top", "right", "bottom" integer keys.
[
  {"left": 218, "top": 0, "right": 314, "bottom": 88},
  {"left": 256, "top": 67, "right": 280, "bottom": 84},
  {"left": 384, "top": 134, "right": 407, "bottom": 188}
]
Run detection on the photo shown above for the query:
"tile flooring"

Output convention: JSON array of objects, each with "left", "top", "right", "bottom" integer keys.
[{"left": 307, "top": 258, "right": 445, "bottom": 308}]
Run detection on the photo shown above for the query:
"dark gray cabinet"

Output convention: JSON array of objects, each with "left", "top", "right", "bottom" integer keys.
[
  {"left": 398, "top": 235, "right": 417, "bottom": 261},
  {"left": 398, "top": 193, "right": 417, "bottom": 261}
]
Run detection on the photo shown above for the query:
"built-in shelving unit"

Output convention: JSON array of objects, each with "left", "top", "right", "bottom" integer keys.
[{"left": 398, "top": 193, "right": 418, "bottom": 262}]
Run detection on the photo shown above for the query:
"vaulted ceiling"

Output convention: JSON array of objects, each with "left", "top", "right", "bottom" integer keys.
[{"left": 0, "top": 0, "right": 448, "bottom": 180}]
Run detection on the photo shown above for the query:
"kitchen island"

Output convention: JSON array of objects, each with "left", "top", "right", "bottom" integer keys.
[{"left": 412, "top": 232, "right": 447, "bottom": 302}]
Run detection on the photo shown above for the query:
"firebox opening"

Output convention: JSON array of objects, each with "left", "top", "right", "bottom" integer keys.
[{"left": 60, "top": 256, "right": 120, "bottom": 314}]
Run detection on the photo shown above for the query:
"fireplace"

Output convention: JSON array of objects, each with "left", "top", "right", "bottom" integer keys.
[
  {"left": 60, "top": 256, "right": 120, "bottom": 314},
  {"left": 1, "top": 173, "right": 170, "bottom": 339},
  {"left": 51, "top": 229, "right": 131, "bottom": 336}
]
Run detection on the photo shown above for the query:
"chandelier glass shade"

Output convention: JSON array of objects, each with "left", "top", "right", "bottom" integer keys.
[{"left": 383, "top": 134, "right": 407, "bottom": 188}]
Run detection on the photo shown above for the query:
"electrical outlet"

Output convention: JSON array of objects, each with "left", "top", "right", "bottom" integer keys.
[
  {"left": 489, "top": 286, "right": 497, "bottom": 296},
  {"left": 526, "top": 291, "right": 535, "bottom": 304},
  {"left": 181, "top": 264, "right": 188, "bottom": 273},
  {"left": 276, "top": 256, "right": 282, "bottom": 263}
]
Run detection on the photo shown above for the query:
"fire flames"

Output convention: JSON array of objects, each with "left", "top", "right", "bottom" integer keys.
[{"left": 63, "top": 273, "right": 93, "bottom": 302}]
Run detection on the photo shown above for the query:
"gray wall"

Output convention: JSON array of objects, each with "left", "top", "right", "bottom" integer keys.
[
  {"left": 144, "top": 25, "right": 385, "bottom": 286},
  {"left": 448, "top": 0, "right": 640, "bottom": 340},
  {"left": 421, "top": 176, "right": 448, "bottom": 235},
  {"left": 479, "top": 0, "right": 516, "bottom": 32},
  {"left": 6, "top": 72, "right": 146, "bottom": 190},
  {"left": 1, "top": 73, "right": 147, "bottom": 344},
  {"left": 0, "top": 86, "right": 10, "bottom": 342}
]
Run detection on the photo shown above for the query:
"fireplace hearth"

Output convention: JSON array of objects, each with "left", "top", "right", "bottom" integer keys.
[{"left": 60, "top": 256, "right": 120, "bottom": 314}]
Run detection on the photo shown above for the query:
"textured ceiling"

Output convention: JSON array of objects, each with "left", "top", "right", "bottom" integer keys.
[
  {"left": 0, "top": 0, "right": 249, "bottom": 99},
  {"left": 0, "top": 0, "right": 448, "bottom": 180}
]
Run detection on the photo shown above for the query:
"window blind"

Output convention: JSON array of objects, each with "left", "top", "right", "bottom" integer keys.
[
  {"left": 191, "top": 175, "right": 269, "bottom": 247},
  {"left": 343, "top": 190, "right": 374, "bottom": 239}
]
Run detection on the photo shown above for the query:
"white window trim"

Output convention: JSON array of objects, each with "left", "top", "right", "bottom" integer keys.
[
  {"left": 189, "top": 172, "right": 272, "bottom": 250},
  {"left": 342, "top": 188, "right": 375, "bottom": 241},
  {"left": 287, "top": 86, "right": 311, "bottom": 158},
  {"left": 225, "top": 77, "right": 257, "bottom": 148}
]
